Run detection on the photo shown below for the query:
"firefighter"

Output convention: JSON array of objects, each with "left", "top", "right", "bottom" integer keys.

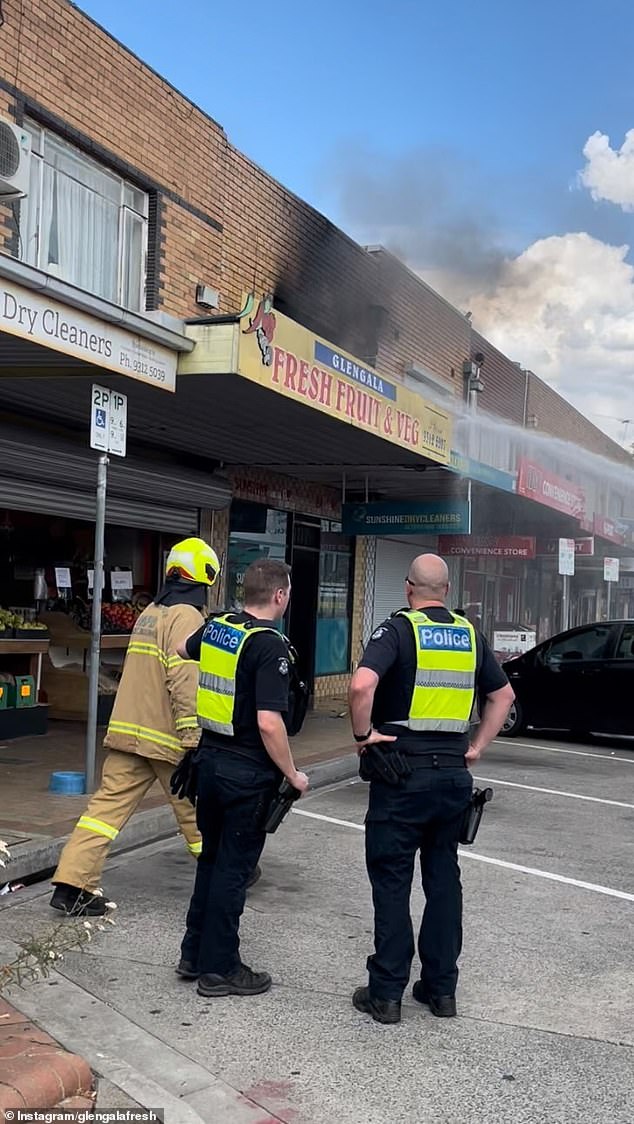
[{"left": 50, "top": 538, "right": 221, "bottom": 917}]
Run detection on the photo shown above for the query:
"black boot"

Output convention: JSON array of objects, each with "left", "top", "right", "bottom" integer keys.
[
  {"left": 50, "top": 882, "right": 110, "bottom": 917},
  {"left": 412, "top": 980, "right": 457, "bottom": 1017},
  {"left": 352, "top": 986, "right": 401, "bottom": 1024},
  {"left": 175, "top": 958, "right": 199, "bottom": 979},
  {"left": 197, "top": 963, "right": 272, "bottom": 997}
]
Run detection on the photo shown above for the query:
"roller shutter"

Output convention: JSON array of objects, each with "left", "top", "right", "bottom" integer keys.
[{"left": 0, "top": 425, "right": 231, "bottom": 532}]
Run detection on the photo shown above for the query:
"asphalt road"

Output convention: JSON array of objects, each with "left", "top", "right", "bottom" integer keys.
[{"left": 2, "top": 733, "right": 633, "bottom": 1124}]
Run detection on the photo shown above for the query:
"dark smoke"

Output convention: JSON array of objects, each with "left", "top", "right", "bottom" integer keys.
[{"left": 324, "top": 142, "right": 511, "bottom": 300}]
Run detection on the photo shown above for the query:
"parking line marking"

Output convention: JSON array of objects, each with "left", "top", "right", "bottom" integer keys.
[
  {"left": 292, "top": 808, "right": 634, "bottom": 902},
  {"left": 493, "top": 739, "right": 634, "bottom": 764},
  {"left": 473, "top": 776, "right": 634, "bottom": 809}
]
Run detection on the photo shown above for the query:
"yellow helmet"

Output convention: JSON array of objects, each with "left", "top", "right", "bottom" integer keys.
[{"left": 165, "top": 538, "right": 220, "bottom": 587}]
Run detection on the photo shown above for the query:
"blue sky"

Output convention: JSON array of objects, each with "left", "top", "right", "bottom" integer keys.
[
  {"left": 78, "top": 0, "right": 634, "bottom": 441},
  {"left": 77, "top": 0, "right": 633, "bottom": 248}
]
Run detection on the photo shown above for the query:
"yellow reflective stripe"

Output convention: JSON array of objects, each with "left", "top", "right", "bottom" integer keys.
[
  {"left": 107, "top": 720, "right": 181, "bottom": 751},
  {"left": 77, "top": 816, "right": 119, "bottom": 841},
  {"left": 127, "top": 642, "right": 168, "bottom": 667},
  {"left": 167, "top": 654, "right": 193, "bottom": 668},
  {"left": 175, "top": 716, "right": 197, "bottom": 730},
  {"left": 187, "top": 840, "right": 203, "bottom": 855}
]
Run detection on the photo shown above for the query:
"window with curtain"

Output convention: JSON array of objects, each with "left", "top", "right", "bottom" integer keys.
[{"left": 20, "top": 121, "right": 148, "bottom": 311}]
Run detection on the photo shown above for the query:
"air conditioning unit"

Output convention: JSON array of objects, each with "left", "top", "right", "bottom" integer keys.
[{"left": 0, "top": 120, "right": 31, "bottom": 199}]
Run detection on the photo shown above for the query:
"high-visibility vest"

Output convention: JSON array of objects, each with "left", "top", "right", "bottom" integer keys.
[
  {"left": 197, "top": 613, "right": 280, "bottom": 737},
  {"left": 393, "top": 609, "right": 477, "bottom": 733}
]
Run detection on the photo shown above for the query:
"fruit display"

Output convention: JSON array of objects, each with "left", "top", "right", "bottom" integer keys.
[
  {"left": 101, "top": 602, "right": 140, "bottom": 634},
  {"left": 0, "top": 607, "right": 49, "bottom": 638}
]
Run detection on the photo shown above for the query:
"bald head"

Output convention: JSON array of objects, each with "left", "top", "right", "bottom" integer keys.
[{"left": 406, "top": 553, "right": 449, "bottom": 605}]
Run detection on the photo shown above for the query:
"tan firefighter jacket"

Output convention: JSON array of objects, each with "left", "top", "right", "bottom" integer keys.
[{"left": 104, "top": 601, "right": 203, "bottom": 765}]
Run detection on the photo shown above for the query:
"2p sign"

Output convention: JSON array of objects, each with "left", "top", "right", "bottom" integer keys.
[{"left": 90, "top": 384, "right": 127, "bottom": 457}]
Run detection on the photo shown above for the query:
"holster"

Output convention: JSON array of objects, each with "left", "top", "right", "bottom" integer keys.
[
  {"left": 358, "top": 745, "right": 412, "bottom": 786},
  {"left": 170, "top": 748, "right": 200, "bottom": 807},
  {"left": 459, "top": 787, "right": 493, "bottom": 845}
]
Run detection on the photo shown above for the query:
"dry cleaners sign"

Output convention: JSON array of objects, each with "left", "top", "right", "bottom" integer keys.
[{"left": 0, "top": 280, "right": 176, "bottom": 391}]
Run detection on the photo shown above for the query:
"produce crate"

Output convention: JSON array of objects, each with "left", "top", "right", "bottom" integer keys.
[
  {"left": 13, "top": 627, "right": 50, "bottom": 640},
  {"left": 8, "top": 675, "right": 36, "bottom": 708},
  {"left": 0, "top": 703, "right": 48, "bottom": 739}
]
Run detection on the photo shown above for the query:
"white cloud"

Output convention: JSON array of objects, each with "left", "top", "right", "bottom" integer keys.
[
  {"left": 580, "top": 130, "right": 634, "bottom": 211},
  {"left": 459, "top": 232, "right": 634, "bottom": 446}
]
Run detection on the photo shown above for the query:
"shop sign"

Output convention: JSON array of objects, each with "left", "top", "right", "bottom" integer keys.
[
  {"left": 0, "top": 278, "right": 176, "bottom": 390},
  {"left": 558, "top": 538, "right": 576, "bottom": 576},
  {"left": 438, "top": 535, "right": 535, "bottom": 559},
  {"left": 448, "top": 452, "right": 516, "bottom": 493},
  {"left": 517, "top": 458, "right": 586, "bottom": 521},
  {"left": 593, "top": 514, "right": 627, "bottom": 546},
  {"left": 604, "top": 557, "right": 620, "bottom": 582},
  {"left": 539, "top": 537, "right": 595, "bottom": 556},
  {"left": 236, "top": 295, "right": 452, "bottom": 465},
  {"left": 342, "top": 500, "right": 470, "bottom": 536},
  {"left": 493, "top": 628, "right": 536, "bottom": 662}
]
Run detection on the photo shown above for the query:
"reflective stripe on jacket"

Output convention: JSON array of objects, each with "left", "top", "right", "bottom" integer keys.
[
  {"left": 197, "top": 613, "right": 279, "bottom": 736},
  {"left": 394, "top": 609, "right": 477, "bottom": 733},
  {"left": 104, "top": 601, "right": 203, "bottom": 764}
]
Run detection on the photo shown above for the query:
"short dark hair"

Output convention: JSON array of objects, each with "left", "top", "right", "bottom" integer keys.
[{"left": 243, "top": 559, "right": 291, "bottom": 607}]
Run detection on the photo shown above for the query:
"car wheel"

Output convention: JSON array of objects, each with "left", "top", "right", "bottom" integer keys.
[{"left": 499, "top": 699, "right": 525, "bottom": 738}]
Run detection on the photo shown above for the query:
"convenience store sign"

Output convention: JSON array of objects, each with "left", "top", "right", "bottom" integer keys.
[{"left": 0, "top": 279, "right": 176, "bottom": 390}]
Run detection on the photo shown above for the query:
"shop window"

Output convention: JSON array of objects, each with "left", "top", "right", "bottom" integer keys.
[
  {"left": 20, "top": 121, "right": 148, "bottom": 311},
  {"left": 315, "top": 528, "right": 353, "bottom": 676},
  {"left": 227, "top": 502, "right": 289, "bottom": 611},
  {"left": 544, "top": 624, "right": 610, "bottom": 665}
]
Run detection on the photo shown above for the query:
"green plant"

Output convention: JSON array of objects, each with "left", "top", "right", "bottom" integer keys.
[{"left": 0, "top": 840, "right": 114, "bottom": 994}]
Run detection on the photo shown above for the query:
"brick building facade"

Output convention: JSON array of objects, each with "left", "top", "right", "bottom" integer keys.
[{"left": 0, "top": 0, "right": 632, "bottom": 723}]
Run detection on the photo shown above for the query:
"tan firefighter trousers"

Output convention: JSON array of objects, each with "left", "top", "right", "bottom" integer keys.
[{"left": 53, "top": 749, "right": 201, "bottom": 892}]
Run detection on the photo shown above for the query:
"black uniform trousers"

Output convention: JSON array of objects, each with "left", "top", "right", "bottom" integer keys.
[
  {"left": 180, "top": 747, "right": 278, "bottom": 977},
  {"left": 365, "top": 764, "right": 473, "bottom": 1001}
]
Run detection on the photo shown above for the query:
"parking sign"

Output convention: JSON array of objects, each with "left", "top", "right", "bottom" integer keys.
[{"left": 90, "top": 384, "right": 127, "bottom": 457}]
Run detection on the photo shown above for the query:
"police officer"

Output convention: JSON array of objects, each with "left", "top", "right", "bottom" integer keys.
[
  {"left": 349, "top": 552, "right": 514, "bottom": 1024},
  {"left": 176, "top": 558, "right": 309, "bottom": 998}
]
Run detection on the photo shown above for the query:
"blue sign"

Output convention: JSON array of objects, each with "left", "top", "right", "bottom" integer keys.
[
  {"left": 313, "top": 341, "right": 397, "bottom": 402},
  {"left": 418, "top": 625, "right": 473, "bottom": 651},
  {"left": 448, "top": 451, "right": 516, "bottom": 493},
  {"left": 342, "top": 501, "right": 471, "bottom": 536},
  {"left": 202, "top": 620, "right": 244, "bottom": 653}
]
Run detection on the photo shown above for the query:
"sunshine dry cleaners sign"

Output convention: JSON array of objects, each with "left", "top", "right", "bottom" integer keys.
[{"left": 0, "top": 279, "right": 176, "bottom": 391}]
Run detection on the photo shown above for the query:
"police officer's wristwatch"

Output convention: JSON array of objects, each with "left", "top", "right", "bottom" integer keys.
[{"left": 353, "top": 728, "right": 373, "bottom": 743}]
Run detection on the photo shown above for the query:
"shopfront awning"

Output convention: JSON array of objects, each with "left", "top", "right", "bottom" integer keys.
[
  {"left": 177, "top": 304, "right": 453, "bottom": 471},
  {"left": 0, "top": 262, "right": 192, "bottom": 392}
]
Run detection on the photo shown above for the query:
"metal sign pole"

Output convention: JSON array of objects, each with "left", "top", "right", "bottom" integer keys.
[
  {"left": 562, "top": 574, "right": 570, "bottom": 631},
  {"left": 606, "top": 579, "right": 612, "bottom": 620},
  {"left": 85, "top": 452, "right": 108, "bottom": 793}
]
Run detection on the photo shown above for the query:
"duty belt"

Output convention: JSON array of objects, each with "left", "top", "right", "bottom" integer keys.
[{"left": 404, "top": 752, "right": 467, "bottom": 769}]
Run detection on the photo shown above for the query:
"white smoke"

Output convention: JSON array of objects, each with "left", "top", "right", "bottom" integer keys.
[
  {"left": 580, "top": 130, "right": 634, "bottom": 211},
  {"left": 463, "top": 232, "right": 634, "bottom": 444}
]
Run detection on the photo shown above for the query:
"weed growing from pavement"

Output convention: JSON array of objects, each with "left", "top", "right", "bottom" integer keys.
[{"left": 0, "top": 839, "right": 115, "bottom": 994}]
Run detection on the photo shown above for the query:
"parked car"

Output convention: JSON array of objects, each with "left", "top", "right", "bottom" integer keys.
[{"left": 500, "top": 619, "right": 634, "bottom": 738}]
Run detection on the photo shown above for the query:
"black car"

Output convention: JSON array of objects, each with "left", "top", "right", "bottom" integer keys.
[{"left": 500, "top": 619, "right": 634, "bottom": 739}]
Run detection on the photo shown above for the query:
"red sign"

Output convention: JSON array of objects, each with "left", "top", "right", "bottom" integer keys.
[
  {"left": 438, "top": 536, "right": 536, "bottom": 558},
  {"left": 517, "top": 459, "right": 586, "bottom": 521},
  {"left": 539, "top": 537, "right": 595, "bottom": 556},
  {"left": 593, "top": 514, "right": 626, "bottom": 546}
]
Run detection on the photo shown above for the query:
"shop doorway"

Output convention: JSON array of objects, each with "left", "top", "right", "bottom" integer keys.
[{"left": 287, "top": 515, "right": 320, "bottom": 693}]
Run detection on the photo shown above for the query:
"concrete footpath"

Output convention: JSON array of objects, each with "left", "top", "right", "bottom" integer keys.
[
  {"left": 1, "top": 707, "right": 355, "bottom": 882},
  {"left": 2, "top": 734, "right": 633, "bottom": 1123}
]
